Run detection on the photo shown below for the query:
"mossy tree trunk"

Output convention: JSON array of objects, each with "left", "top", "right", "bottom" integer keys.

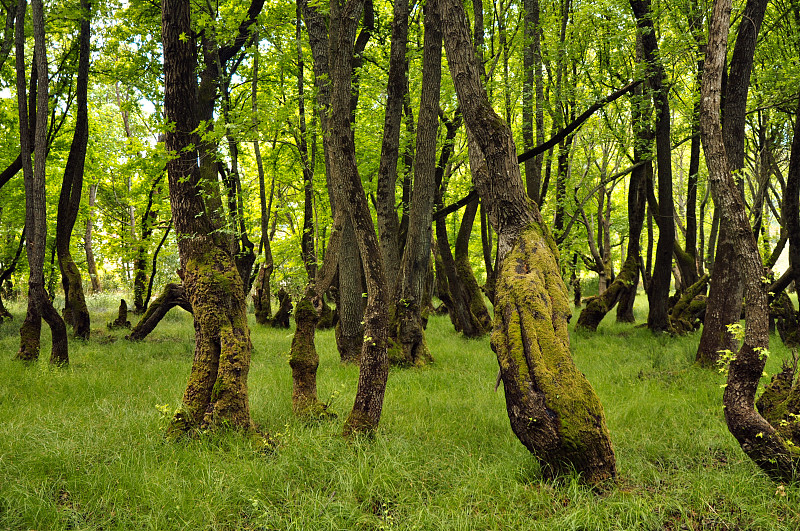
[
  {"left": 576, "top": 254, "right": 638, "bottom": 332},
  {"left": 388, "top": 0, "right": 439, "bottom": 367},
  {"left": 84, "top": 183, "right": 102, "bottom": 293},
  {"left": 669, "top": 273, "right": 709, "bottom": 334},
  {"left": 15, "top": 0, "right": 68, "bottom": 364},
  {"left": 440, "top": 0, "right": 616, "bottom": 484},
  {"left": 289, "top": 285, "right": 333, "bottom": 418},
  {"left": 270, "top": 288, "right": 293, "bottom": 329},
  {"left": 162, "top": 0, "right": 256, "bottom": 434},
  {"left": 56, "top": 0, "right": 91, "bottom": 340},
  {"left": 700, "top": 0, "right": 799, "bottom": 481},
  {"left": 127, "top": 283, "right": 192, "bottom": 341}
]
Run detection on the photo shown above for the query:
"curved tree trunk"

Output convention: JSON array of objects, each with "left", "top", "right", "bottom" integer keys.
[
  {"left": 16, "top": 0, "right": 69, "bottom": 364},
  {"left": 577, "top": 254, "right": 638, "bottom": 332},
  {"left": 441, "top": 0, "right": 615, "bottom": 484},
  {"left": 697, "top": 0, "right": 767, "bottom": 366},
  {"left": 329, "top": 0, "right": 389, "bottom": 436},
  {"left": 127, "top": 283, "right": 192, "bottom": 341},
  {"left": 701, "top": 0, "right": 799, "bottom": 481},
  {"left": 289, "top": 286, "right": 334, "bottom": 418}
]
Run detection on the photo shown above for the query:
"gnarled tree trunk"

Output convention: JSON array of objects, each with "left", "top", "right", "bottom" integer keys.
[
  {"left": 127, "top": 283, "right": 192, "bottom": 341},
  {"left": 440, "top": 0, "right": 615, "bottom": 484},
  {"left": 701, "top": 0, "right": 799, "bottom": 481}
]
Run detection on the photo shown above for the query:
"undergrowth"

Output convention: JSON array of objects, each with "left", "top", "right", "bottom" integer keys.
[{"left": 0, "top": 294, "right": 799, "bottom": 529}]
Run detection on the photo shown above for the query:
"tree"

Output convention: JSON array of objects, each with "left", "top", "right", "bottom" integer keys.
[
  {"left": 439, "top": 0, "right": 616, "bottom": 483},
  {"left": 15, "top": 0, "right": 68, "bottom": 364},
  {"left": 629, "top": 0, "right": 676, "bottom": 333},
  {"left": 388, "top": 0, "right": 441, "bottom": 366},
  {"left": 328, "top": 0, "right": 389, "bottom": 435},
  {"left": 700, "top": 0, "right": 800, "bottom": 481},
  {"left": 697, "top": 0, "right": 768, "bottom": 366},
  {"left": 56, "top": 0, "right": 91, "bottom": 340},
  {"left": 161, "top": 0, "right": 254, "bottom": 434}
]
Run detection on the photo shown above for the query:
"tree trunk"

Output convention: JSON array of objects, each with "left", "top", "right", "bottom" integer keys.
[
  {"left": 127, "top": 283, "right": 192, "bottom": 341},
  {"left": 577, "top": 254, "right": 638, "bottom": 332},
  {"left": 388, "top": 0, "right": 440, "bottom": 367},
  {"left": 440, "top": 0, "right": 615, "bottom": 484},
  {"left": 697, "top": 0, "right": 767, "bottom": 365},
  {"left": 329, "top": 0, "right": 389, "bottom": 436},
  {"left": 56, "top": 0, "right": 91, "bottom": 340},
  {"left": 108, "top": 299, "right": 132, "bottom": 330},
  {"left": 522, "top": 0, "right": 544, "bottom": 205},
  {"left": 630, "top": 0, "right": 675, "bottom": 333},
  {"left": 84, "top": 183, "right": 102, "bottom": 293},
  {"left": 375, "top": 0, "right": 409, "bottom": 294},
  {"left": 162, "top": 0, "right": 255, "bottom": 434},
  {"left": 270, "top": 288, "right": 293, "bottom": 328},
  {"left": 289, "top": 286, "right": 334, "bottom": 418},
  {"left": 701, "top": 0, "right": 799, "bottom": 481},
  {"left": 454, "top": 197, "right": 492, "bottom": 332},
  {"left": 16, "top": 0, "right": 69, "bottom": 364}
]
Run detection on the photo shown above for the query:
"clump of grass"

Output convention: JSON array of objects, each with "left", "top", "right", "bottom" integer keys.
[{"left": 0, "top": 292, "right": 799, "bottom": 529}]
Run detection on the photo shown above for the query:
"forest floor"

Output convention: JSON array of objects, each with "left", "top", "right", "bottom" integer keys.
[{"left": 1, "top": 292, "right": 799, "bottom": 530}]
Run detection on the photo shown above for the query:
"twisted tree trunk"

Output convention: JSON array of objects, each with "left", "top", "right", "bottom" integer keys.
[{"left": 440, "top": 0, "right": 615, "bottom": 484}]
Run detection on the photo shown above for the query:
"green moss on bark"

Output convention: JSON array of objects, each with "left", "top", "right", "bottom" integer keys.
[{"left": 494, "top": 225, "right": 616, "bottom": 484}]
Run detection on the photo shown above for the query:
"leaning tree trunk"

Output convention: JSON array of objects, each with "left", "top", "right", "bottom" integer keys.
[
  {"left": 577, "top": 254, "right": 638, "bottom": 332},
  {"left": 16, "top": 0, "right": 68, "bottom": 364},
  {"left": 440, "top": 0, "right": 615, "bottom": 484},
  {"left": 127, "top": 283, "right": 192, "bottom": 341},
  {"left": 388, "top": 0, "right": 439, "bottom": 367},
  {"left": 56, "top": 0, "right": 91, "bottom": 340},
  {"left": 162, "top": 0, "right": 254, "bottom": 434},
  {"left": 701, "top": 0, "right": 799, "bottom": 481}
]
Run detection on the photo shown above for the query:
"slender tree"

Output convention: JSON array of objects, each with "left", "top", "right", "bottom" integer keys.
[
  {"left": 16, "top": 0, "right": 69, "bottom": 364},
  {"left": 56, "top": 0, "right": 91, "bottom": 339}
]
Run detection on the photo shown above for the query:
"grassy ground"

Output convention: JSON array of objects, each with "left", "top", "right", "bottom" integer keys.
[{"left": 1, "top": 292, "right": 799, "bottom": 530}]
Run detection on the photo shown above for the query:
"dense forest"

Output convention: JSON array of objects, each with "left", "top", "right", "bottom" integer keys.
[{"left": 2, "top": 0, "right": 800, "bottom": 524}]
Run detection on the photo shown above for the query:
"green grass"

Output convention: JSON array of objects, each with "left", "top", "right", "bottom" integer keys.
[{"left": 1, "top": 294, "right": 800, "bottom": 530}]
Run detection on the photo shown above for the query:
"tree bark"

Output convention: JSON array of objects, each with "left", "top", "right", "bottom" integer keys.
[
  {"left": 16, "top": 0, "right": 69, "bottom": 364},
  {"left": 56, "top": 0, "right": 91, "bottom": 340},
  {"left": 630, "top": 0, "right": 675, "bottom": 333},
  {"left": 440, "top": 0, "right": 615, "bottom": 484},
  {"left": 162, "top": 0, "right": 255, "bottom": 434},
  {"left": 329, "top": 0, "right": 389, "bottom": 436},
  {"left": 127, "top": 283, "right": 192, "bottom": 341},
  {"left": 697, "top": 0, "right": 768, "bottom": 365},
  {"left": 375, "top": 0, "right": 409, "bottom": 294},
  {"left": 83, "top": 183, "right": 102, "bottom": 293},
  {"left": 701, "top": 0, "right": 799, "bottom": 482},
  {"left": 388, "top": 0, "right": 440, "bottom": 367}
]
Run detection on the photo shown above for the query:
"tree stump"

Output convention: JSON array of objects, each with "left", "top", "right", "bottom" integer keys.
[{"left": 108, "top": 299, "right": 132, "bottom": 330}]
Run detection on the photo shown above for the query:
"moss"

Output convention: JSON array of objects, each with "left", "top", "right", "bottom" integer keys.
[{"left": 493, "top": 223, "right": 615, "bottom": 484}]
